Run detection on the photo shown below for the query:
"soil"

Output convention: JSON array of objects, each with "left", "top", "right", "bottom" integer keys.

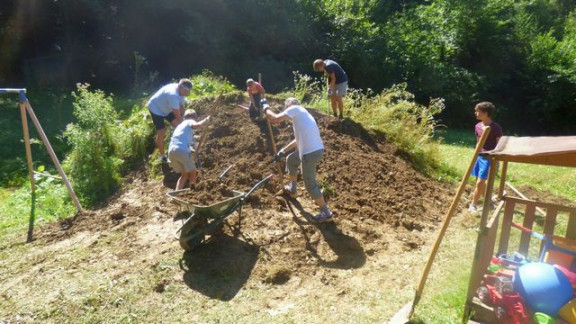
[{"left": 38, "top": 96, "right": 453, "bottom": 283}]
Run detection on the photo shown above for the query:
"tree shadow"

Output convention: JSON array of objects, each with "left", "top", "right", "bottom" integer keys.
[
  {"left": 282, "top": 195, "right": 366, "bottom": 270},
  {"left": 179, "top": 234, "right": 258, "bottom": 301}
]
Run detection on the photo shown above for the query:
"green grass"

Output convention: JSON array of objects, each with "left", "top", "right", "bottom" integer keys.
[
  {"left": 435, "top": 128, "right": 576, "bottom": 201},
  {"left": 0, "top": 179, "right": 75, "bottom": 241}
]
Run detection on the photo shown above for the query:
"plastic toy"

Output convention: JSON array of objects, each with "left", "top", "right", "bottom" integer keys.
[
  {"left": 559, "top": 298, "right": 576, "bottom": 324},
  {"left": 477, "top": 271, "right": 530, "bottom": 323},
  {"left": 514, "top": 262, "right": 573, "bottom": 315},
  {"left": 533, "top": 312, "right": 556, "bottom": 324}
]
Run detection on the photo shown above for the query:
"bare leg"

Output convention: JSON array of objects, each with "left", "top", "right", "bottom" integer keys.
[
  {"left": 335, "top": 95, "right": 344, "bottom": 116},
  {"left": 176, "top": 172, "right": 189, "bottom": 190},
  {"left": 156, "top": 128, "right": 167, "bottom": 157},
  {"left": 330, "top": 95, "right": 338, "bottom": 116},
  {"left": 472, "top": 178, "right": 486, "bottom": 206}
]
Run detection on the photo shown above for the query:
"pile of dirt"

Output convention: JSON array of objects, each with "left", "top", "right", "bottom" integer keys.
[{"left": 39, "top": 96, "right": 453, "bottom": 279}]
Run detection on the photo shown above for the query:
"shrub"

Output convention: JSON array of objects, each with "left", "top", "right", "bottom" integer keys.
[
  {"left": 63, "top": 84, "right": 124, "bottom": 205},
  {"left": 350, "top": 83, "right": 445, "bottom": 172}
]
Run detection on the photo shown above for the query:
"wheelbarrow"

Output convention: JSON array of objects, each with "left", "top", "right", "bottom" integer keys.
[{"left": 167, "top": 174, "right": 274, "bottom": 251}]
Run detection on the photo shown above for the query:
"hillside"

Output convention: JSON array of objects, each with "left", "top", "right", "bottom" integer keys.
[{"left": 0, "top": 97, "right": 454, "bottom": 322}]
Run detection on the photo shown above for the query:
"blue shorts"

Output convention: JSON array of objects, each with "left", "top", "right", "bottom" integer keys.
[
  {"left": 472, "top": 155, "right": 491, "bottom": 180},
  {"left": 149, "top": 110, "right": 176, "bottom": 130}
]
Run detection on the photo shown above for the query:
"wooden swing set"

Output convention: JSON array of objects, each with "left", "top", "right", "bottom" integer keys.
[{"left": 0, "top": 88, "right": 82, "bottom": 242}]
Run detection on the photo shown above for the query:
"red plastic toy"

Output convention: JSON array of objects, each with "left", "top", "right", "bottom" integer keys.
[{"left": 477, "top": 271, "right": 530, "bottom": 324}]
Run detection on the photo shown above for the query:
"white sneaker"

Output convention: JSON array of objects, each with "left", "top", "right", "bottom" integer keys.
[{"left": 468, "top": 204, "right": 478, "bottom": 212}]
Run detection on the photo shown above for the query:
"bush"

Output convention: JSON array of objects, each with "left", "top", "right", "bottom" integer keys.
[{"left": 63, "top": 84, "right": 124, "bottom": 205}]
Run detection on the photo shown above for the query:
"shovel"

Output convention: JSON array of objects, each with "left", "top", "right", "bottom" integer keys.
[{"left": 389, "top": 126, "right": 491, "bottom": 323}]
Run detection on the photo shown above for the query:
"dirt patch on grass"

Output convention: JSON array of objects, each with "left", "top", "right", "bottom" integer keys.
[{"left": 32, "top": 96, "right": 452, "bottom": 307}]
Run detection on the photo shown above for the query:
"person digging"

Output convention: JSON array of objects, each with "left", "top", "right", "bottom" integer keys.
[
  {"left": 168, "top": 109, "right": 210, "bottom": 190},
  {"left": 263, "top": 97, "right": 333, "bottom": 223},
  {"left": 147, "top": 78, "right": 192, "bottom": 163}
]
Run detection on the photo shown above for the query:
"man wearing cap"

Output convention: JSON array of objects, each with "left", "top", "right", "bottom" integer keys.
[
  {"left": 263, "top": 97, "right": 333, "bottom": 223},
  {"left": 147, "top": 78, "right": 192, "bottom": 162}
]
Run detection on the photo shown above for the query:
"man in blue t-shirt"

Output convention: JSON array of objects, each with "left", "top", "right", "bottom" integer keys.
[
  {"left": 314, "top": 59, "right": 348, "bottom": 119},
  {"left": 147, "top": 78, "right": 192, "bottom": 162}
]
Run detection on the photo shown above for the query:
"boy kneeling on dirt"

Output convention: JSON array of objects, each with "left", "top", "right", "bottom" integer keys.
[
  {"left": 263, "top": 98, "right": 333, "bottom": 223},
  {"left": 168, "top": 109, "right": 210, "bottom": 190}
]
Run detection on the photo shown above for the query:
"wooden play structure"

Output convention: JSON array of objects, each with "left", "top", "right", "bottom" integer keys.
[{"left": 464, "top": 136, "right": 576, "bottom": 322}]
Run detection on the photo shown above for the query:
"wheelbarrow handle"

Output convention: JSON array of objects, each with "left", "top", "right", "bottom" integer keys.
[{"left": 244, "top": 174, "right": 274, "bottom": 199}]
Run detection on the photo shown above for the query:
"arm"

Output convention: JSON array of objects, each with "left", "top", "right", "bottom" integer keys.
[
  {"left": 328, "top": 72, "right": 336, "bottom": 88},
  {"left": 190, "top": 116, "right": 211, "bottom": 128},
  {"left": 173, "top": 107, "right": 183, "bottom": 125},
  {"left": 264, "top": 108, "right": 291, "bottom": 125},
  {"left": 279, "top": 139, "right": 297, "bottom": 153}
]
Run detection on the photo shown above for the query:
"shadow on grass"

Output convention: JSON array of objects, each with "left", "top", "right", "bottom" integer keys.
[
  {"left": 180, "top": 234, "right": 258, "bottom": 301},
  {"left": 282, "top": 195, "right": 366, "bottom": 270}
]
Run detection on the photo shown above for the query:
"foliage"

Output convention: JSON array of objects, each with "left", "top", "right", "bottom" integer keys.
[
  {"left": 63, "top": 84, "right": 124, "bottom": 205},
  {"left": 1, "top": 0, "right": 576, "bottom": 133},
  {"left": 350, "top": 84, "right": 445, "bottom": 172},
  {"left": 189, "top": 71, "right": 237, "bottom": 99}
]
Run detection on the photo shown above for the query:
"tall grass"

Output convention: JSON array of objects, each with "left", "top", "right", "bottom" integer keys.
[
  {"left": 285, "top": 72, "right": 445, "bottom": 172},
  {"left": 63, "top": 72, "right": 237, "bottom": 206}
]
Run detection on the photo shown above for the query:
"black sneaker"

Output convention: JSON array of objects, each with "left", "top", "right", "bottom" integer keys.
[
  {"left": 339, "top": 113, "right": 343, "bottom": 119},
  {"left": 160, "top": 155, "right": 169, "bottom": 163}
]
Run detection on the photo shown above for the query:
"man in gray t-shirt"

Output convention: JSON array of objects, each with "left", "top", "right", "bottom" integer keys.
[{"left": 147, "top": 78, "right": 192, "bottom": 162}]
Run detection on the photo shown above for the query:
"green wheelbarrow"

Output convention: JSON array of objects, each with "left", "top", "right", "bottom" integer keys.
[{"left": 167, "top": 174, "right": 274, "bottom": 251}]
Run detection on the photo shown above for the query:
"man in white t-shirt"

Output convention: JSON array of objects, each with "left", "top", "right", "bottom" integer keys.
[
  {"left": 263, "top": 98, "right": 333, "bottom": 223},
  {"left": 147, "top": 79, "right": 192, "bottom": 162}
]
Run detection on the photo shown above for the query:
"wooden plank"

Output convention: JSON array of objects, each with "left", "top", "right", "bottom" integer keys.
[
  {"left": 542, "top": 207, "right": 558, "bottom": 258},
  {"left": 519, "top": 204, "right": 536, "bottom": 256},
  {"left": 497, "top": 161, "right": 508, "bottom": 200},
  {"left": 20, "top": 101, "right": 36, "bottom": 243},
  {"left": 466, "top": 156, "right": 499, "bottom": 316},
  {"left": 543, "top": 207, "right": 558, "bottom": 237},
  {"left": 498, "top": 199, "right": 516, "bottom": 256},
  {"left": 505, "top": 182, "right": 546, "bottom": 216},
  {"left": 567, "top": 211, "right": 576, "bottom": 240},
  {"left": 505, "top": 196, "right": 576, "bottom": 214},
  {"left": 25, "top": 101, "right": 83, "bottom": 214}
]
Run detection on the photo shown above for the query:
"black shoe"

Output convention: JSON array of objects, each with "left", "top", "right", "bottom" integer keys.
[{"left": 339, "top": 113, "right": 343, "bottom": 119}]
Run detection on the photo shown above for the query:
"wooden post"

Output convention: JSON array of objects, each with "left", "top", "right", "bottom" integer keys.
[
  {"left": 406, "top": 127, "right": 491, "bottom": 320},
  {"left": 497, "top": 161, "right": 507, "bottom": 200},
  {"left": 19, "top": 101, "right": 36, "bottom": 242},
  {"left": 464, "top": 157, "right": 499, "bottom": 320},
  {"left": 24, "top": 101, "right": 83, "bottom": 214}
]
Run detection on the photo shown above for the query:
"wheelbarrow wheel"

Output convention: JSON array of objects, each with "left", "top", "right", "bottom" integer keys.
[{"left": 179, "top": 216, "right": 207, "bottom": 251}]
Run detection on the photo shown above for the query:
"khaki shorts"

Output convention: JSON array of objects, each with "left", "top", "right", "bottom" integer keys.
[{"left": 168, "top": 149, "right": 196, "bottom": 173}]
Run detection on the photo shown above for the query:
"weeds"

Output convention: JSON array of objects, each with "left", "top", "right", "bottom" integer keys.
[{"left": 286, "top": 73, "right": 445, "bottom": 173}]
